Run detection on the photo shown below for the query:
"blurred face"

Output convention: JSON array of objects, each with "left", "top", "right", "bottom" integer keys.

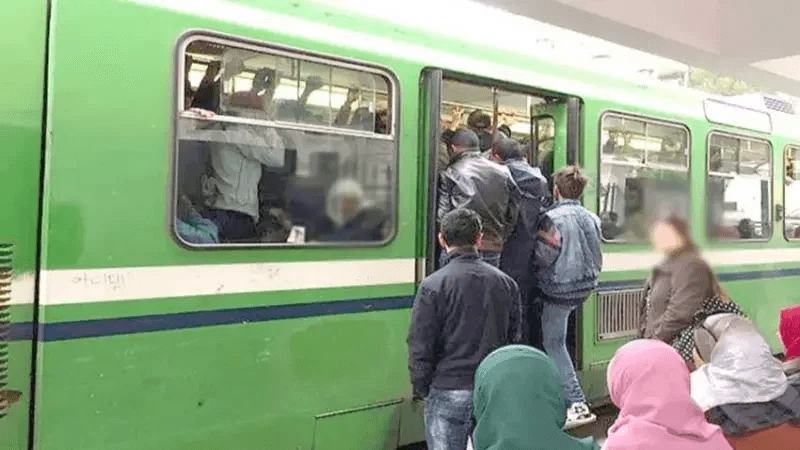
[
  {"left": 650, "top": 221, "right": 684, "bottom": 254},
  {"left": 339, "top": 195, "right": 360, "bottom": 222}
]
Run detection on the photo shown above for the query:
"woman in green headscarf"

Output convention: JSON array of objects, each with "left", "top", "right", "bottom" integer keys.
[{"left": 473, "top": 345, "right": 599, "bottom": 450}]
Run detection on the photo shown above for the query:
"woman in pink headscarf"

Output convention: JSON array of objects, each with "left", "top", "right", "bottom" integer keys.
[
  {"left": 780, "top": 306, "right": 800, "bottom": 361},
  {"left": 604, "top": 339, "right": 732, "bottom": 450}
]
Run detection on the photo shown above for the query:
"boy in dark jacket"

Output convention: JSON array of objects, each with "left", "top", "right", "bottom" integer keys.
[
  {"left": 408, "top": 208, "right": 522, "bottom": 450},
  {"left": 538, "top": 165, "right": 602, "bottom": 430}
]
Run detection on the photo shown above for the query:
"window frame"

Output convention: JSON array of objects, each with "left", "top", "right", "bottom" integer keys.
[
  {"left": 705, "top": 130, "right": 773, "bottom": 242},
  {"left": 596, "top": 110, "right": 692, "bottom": 244},
  {"left": 172, "top": 30, "right": 401, "bottom": 249},
  {"left": 783, "top": 144, "right": 800, "bottom": 241}
]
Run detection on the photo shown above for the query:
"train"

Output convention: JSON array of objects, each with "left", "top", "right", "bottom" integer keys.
[{"left": 3, "top": 0, "right": 799, "bottom": 449}]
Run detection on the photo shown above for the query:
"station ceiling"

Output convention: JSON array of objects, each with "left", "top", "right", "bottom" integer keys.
[{"left": 474, "top": 0, "right": 800, "bottom": 96}]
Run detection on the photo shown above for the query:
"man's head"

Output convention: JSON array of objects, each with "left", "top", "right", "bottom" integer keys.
[
  {"left": 467, "top": 109, "right": 492, "bottom": 131},
  {"left": 449, "top": 129, "right": 480, "bottom": 157},
  {"left": 492, "top": 137, "right": 523, "bottom": 162},
  {"left": 438, "top": 208, "right": 483, "bottom": 251},
  {"left": 498, "top": 124, "right": 512, "bottom": 138},
  {"left": 553, "top": 165, "right": 590, "bottom": 200}
]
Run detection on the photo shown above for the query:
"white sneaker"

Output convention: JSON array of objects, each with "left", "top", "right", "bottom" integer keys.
[{"left": 563, "top": 402, "right": 597, "bottom": 430}]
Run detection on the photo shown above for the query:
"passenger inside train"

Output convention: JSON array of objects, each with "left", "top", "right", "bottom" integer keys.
[{"left": 176, "top": 41, "right": 393, "bottom": 245}]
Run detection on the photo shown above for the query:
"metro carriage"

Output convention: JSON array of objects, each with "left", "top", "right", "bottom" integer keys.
[{"left": 3, "top": 0, "right": 800, "bottom": 449}]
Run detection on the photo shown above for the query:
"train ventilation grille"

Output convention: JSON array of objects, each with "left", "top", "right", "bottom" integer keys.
[
  {"left": 763, "top": 96, "right": 796, "bottom": 115},
  {"left": 0, "top": 244, "right": 11, "bottom": 419},
  {"left": 596, "top": 288, "right": 642, "bottom": 341}
]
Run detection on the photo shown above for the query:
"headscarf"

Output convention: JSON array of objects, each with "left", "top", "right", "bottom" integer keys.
[
  {"left": 473, "top": 345, "right": 597, "bottom": 450},
  {"left": 691, "top": 314, "right": 788, "bottom": 411},
  {"left": 780, "top": 306, "right": 800, "bottom": 359},
  {"left": 325, "top": 178, "right": 364, "bottom": 227},
  {"left": 605, "top": 339, "right": 732, "bottom": 450}
]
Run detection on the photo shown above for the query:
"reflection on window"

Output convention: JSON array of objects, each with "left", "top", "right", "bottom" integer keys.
[
  {"left": 176, "top": 38, "right": 395, "bottom": 246},
  {"left": 785, "top": 146, "right": 800, "bottom": 239},
  {"left": 598, "top": 114, "right": 690, "bottom": 242},
  {"left": 707, "top": 134, "right": 771, "bottom": 240}
]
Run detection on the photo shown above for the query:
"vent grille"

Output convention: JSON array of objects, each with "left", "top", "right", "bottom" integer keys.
[
  {"left": 596, "top": 288, "right": 642, "bottom": 341},
  {"left": 0, "top": 244, "right": 11, "bottom": 419},
  {"left": 764, "top": 96, "right": 795, "bottom": 115}
]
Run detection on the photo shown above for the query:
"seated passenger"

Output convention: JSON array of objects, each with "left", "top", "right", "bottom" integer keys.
[
  {"left": 176, "top": 194, "right": 219, "bottom": 244},
  {"left": 472, "top": 345, "right": 598, "bottom": 450},
  {"left": 605, "top": 339, "right": 733, "bottom": 450},
  {"left": 690, "top": 314, "right": 800, "bottom": 449},
  {"left": 781, "top": 306, "right": 800, "bottom": 362},
  {"left": 318, "top": 178, "right": 386, "bottom": 242}
]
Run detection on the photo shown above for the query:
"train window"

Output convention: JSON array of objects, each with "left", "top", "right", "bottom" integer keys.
[
  {"left": 598, "top": 113, "right": 690, "bottom": 242},
  {"left": 176, "top": 37, "right": 396, "bottom": 246},
  {"left": 784, "top": 145, "right": 800, "bottom": 239},
  {"left": 707, "top": 133, "right": 772, "bottom": 240}
]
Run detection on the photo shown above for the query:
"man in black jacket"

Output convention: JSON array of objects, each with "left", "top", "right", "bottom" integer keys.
[
  {"left": 492, "top": 137, "right": 552, "bottom": 349},
  {"left": 437, "top": 129, "right": 519, "bottom": 268},
  {"left": 408, "top": 208, "right": 522, "bottom": 450}
]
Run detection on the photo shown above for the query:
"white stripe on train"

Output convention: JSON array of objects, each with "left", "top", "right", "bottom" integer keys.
[{"left": 7, "top": 247, "right": 800, "bottom": 305}]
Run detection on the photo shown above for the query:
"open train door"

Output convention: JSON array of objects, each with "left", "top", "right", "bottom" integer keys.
[
  {"left": 0, "top": 1, "right": 48, "bottom": 449},
  {"left": 419, "top": 68, "right": 588, "bottom": 393}
]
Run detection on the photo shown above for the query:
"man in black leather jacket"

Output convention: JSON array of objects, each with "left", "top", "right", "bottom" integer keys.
[{"left": 437, "top": 129, "right": 520, "bottom": 267}]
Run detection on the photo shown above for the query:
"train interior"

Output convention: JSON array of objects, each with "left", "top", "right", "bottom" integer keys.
[{"left": 178, "top": 39, "right": 394, "bottom": 245}]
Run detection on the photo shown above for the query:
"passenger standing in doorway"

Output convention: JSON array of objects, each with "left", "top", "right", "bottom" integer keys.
[
  {"left": 467, "top": 109, "right": 494, "bottom": 153},
  {"left": 437, "top": 129, "right": 519, "bottom": 268},
  {"left": 537, "top": 165, "right": 602, "bottom": 429},
  {"left": 408, "top": 208, "right": 522, "bottom": 450},
  {"left": 491, "top": 137, "right": 551, "bottom": 348}
]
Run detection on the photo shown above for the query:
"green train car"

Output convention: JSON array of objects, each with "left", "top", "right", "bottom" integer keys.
[{"left": 3, "top": 0, "right": 799, "bottom": 449}]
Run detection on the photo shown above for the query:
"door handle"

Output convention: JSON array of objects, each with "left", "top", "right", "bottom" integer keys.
[{"left": 776, "top": 204, "right": 785, "bottom": 222}]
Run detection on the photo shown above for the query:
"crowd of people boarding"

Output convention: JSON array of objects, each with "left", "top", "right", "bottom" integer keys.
[{"left": 406, "top": 113, "right": 800, "bottom": 450}]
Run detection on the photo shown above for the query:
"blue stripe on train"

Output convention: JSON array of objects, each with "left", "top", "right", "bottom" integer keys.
[
  {"left": 6, "top": 266, "right": 800, "bottom": 342},
  {"left": 7, "top": 295, "right": 414, "bottom": 342}
]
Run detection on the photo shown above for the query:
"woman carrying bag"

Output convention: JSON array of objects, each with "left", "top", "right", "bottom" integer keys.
[{"left": 638, "top": 215, "right": 745, "bottom": 368}]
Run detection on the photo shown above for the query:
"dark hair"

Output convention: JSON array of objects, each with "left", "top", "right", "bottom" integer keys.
[
  {"left": 440, "top": 208, "right": 482, "bottom": 247},
  {"left": 450, "top": 128, "right": 480, "bottom": 154},
  {"left": 467, "top": 110, "right": 492, "bottom": 130},
  {"left": 554, "top": 165, "right": 590, "bottom": 199},
  {"left": 661, "top": 215, "right": 697, "bottom": 252},
  {"left": 498, "top": 124, "right": 512, "bottom": 138},
  {"left": 492, "top": 137, "right": 523, "bottom": 161}
]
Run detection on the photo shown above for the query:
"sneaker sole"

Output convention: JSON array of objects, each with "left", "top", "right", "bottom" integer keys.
[{"left": 563, "top": 414, "right": 597, "bottom": 430}]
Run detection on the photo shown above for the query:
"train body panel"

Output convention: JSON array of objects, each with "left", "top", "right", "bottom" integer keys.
[{"left": 3, "top": 0, "right": 799, "bottom": 448}]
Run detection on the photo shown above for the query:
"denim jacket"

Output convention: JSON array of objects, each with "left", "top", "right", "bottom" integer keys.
[{"left": 538, "top": 200, "right": 603, "bottom": 304}]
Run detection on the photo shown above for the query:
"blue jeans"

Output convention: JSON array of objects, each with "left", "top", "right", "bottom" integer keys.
[
  {"left": 542, "top": 301, "right": 586, "bottom": 404},
  {"left": 424, "top": 388, "right": 473, "bottom": 450}
]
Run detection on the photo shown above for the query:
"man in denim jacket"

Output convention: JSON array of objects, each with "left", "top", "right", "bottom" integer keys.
[{"left": 537, "top": 165, "right": 603, "bottom": 429}]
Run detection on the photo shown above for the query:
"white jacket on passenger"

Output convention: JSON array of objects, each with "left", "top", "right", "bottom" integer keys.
[{"left": 208, "top": 123, "right": 285, "bottom": 221}]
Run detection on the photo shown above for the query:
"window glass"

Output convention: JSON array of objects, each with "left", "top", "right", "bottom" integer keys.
[
  {"left": 785, "top": 146, "right": 800, "bottom": 239},
  {"left": 177, "top": 38, "right": 395, "bottom": 246},
  {"left": 707, "top": 133, "right": 771, "bottom": 240},
  {"left": 599, "top": 114, "right": 690, "bottom": 242}
]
